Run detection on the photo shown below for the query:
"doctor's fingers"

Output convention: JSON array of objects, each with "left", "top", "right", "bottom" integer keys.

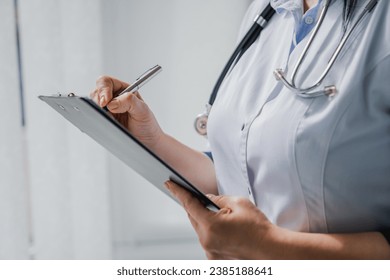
[
  {"left": 208, "top": 194, "right": 258, "bottom": 216},
  {"left": 106, "top": 91, "right": 145, "bottom": 114},
  {"left": 206, "top": 194, "right": 235, "bottom": 211},
  {"left": 93, "top": 75, "right": 129, "bottom": 107},
  {"left": 205, "top": 251, "right": 224, "bottom": 260},
  {"left": 165, "top": 181, "right": 212, "bottom": 223},
  {"left": 205, "top": 251, "right": 235, "bottom": 260},
  {"left": 90, "top": 88, "right": 100, "bottom": 105}
]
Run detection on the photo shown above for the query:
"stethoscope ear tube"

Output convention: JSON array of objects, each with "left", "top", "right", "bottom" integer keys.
[
  {"left": 208, "top": 23, "right": 259, "bottom": 106},
  {"left": 208, "top": 3, "right": 276, "bottom": 107},
  {"left": 195, "top": 4, "right": 275, "bottom": 137}
]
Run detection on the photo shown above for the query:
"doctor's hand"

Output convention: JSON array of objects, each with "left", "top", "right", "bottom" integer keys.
[
  {"left": 165, "top": 181, "right": 276, "bottom": 260},
  {"left": 90, "top": 76, "right": 163, "bottom": 150}
]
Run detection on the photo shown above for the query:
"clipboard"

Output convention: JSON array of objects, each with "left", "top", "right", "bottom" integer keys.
[{"left": 39, "top": 94, "right": 219, "bottom": 212}]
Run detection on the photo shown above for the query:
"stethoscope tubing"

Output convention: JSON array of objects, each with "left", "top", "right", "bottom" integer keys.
[
  {"left": 275, "top": 0, "right": 378, "bottom": 96},
  {"left": 195, "top": 0, "right": 379, "bottom": 136},
  {"left": 208, "top": 3, "right": 276, "bottom": 106},
  {"left": 194, "top": 3, "right": 275, "bottom": 136}
]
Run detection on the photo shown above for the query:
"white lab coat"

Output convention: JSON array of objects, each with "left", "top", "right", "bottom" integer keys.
[{"left": 207, "top": 0, "right": 390, "bottom": 233}]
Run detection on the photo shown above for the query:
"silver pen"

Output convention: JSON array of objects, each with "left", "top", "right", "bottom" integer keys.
[
  {"left": 117, "top": 64, "right": 162, "bottom": 97},
  {"left": 103, "top": 65, "right": 162, "bottom": 111}
]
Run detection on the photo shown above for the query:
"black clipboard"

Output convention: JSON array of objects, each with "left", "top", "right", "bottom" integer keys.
[{"left": 39, "top": 94, "right": 219, "bottom": 212}]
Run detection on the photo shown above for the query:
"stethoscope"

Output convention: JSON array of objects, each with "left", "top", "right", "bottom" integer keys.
[{"left": 195, "top": 0, "right": 379, "bottom": 136}]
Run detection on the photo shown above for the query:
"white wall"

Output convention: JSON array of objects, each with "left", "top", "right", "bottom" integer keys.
[
  {"left": 18, "top": 0, "right": 112, "bottom": 259},
  {"left": 0, "top": 0, "right": 251, "bottom": 259},
  {"left": 0, "top": 0, "right": 30, "bottom": 260}
]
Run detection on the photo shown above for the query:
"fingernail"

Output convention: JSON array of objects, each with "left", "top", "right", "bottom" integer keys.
[
  {"left": 220, "top": 208, "right": 232, "bottom": 214},
  {"left": 107, "top": 99, "right": 118, "bottom": 110},
  {"left": 100, "top": 95, "right": 106, "bottom": 106},
  {"left": 165, "top": 182, "right": 175, "bottom": 194}
]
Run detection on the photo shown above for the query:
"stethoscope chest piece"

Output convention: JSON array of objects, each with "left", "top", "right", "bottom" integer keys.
[{"left": 194, "top": 104, "right": 211, "bottom": 136}]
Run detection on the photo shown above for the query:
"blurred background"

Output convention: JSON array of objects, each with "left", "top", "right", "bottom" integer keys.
[{"left": 0, "top": 0, "right": 251, "bottom": 259}]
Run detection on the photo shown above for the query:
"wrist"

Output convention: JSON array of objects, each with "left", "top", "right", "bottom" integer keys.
[
  {"left": 253, "top": 222, "right": 285, "bottom": 259},
  {"left": 147, "top": 131, "right": 170, "bottom": 156},
  {"left": 237, "top": 217, "right": 282, "bottom": 260}
]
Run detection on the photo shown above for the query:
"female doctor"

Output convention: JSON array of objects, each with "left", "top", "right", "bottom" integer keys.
[{"left": 91, "top": 0, "right": 390, "bottom": 259}]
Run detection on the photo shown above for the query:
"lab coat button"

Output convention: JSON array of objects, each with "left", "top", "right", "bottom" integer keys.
[
  {"left": 241, "top": 124, "right": 245, "bottom": 131},
  {"left": 305, "top": 16, "right": 314, "bottom": 25}
]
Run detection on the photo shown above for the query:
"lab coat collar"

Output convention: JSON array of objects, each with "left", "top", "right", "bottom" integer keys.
[
  {"left": 270, "top": 0, "right": 303, "bottom": 15},
  {"left": 270, "top": 0, "right": 325, "bottom": 35},
  {"left": 270, "top": 0, "right": 327, "bottom": 14}
]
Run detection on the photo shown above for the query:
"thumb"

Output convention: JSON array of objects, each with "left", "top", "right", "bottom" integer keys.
[{"left": 207, "top": 194, "right": 233, "bottom": 212}]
